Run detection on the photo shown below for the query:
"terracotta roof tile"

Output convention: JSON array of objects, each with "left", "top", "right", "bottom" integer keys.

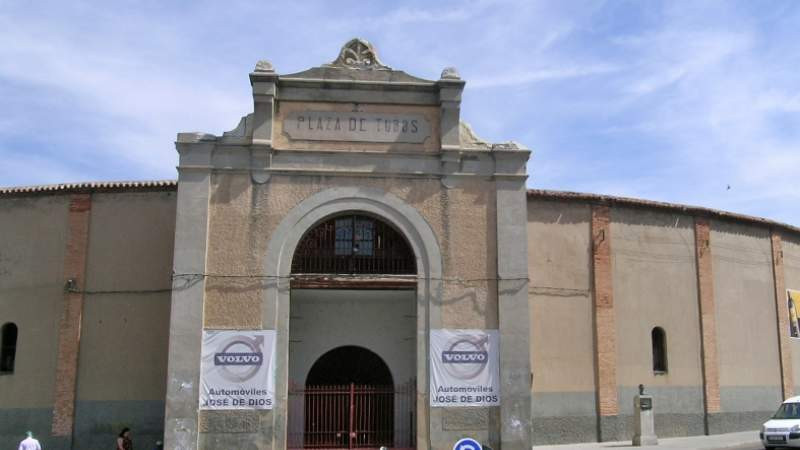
[
  {"left": 0, "top": 180, "right": 177, "bottom": 196},
  {"left": 527, "top": 189, "right": 800, "bottom": 235}
]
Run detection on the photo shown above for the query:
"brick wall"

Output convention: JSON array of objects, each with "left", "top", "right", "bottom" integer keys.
[
  {"left": 694, "top": 219, "right": 720, "bottom": 417},
  {"left": 592, "top": 205, "right": 618, "bottom": 418},
  {"left": 52, "top": 194, "right": 91, "bottom": 437},
  {"left": 772, "top": 231, "right": 794, "bottom": 400}
]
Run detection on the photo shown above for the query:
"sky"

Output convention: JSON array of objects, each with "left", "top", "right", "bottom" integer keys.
[{"left": 1, "top": 0, "right": 798, "bottom": 225}]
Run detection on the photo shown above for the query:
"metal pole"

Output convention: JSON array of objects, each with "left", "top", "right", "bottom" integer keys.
[{"left": 349, "top": 382, "right": 356, "bottom": 449}]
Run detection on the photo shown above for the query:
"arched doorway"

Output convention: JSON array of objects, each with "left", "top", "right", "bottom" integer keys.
[
  {"left": 303, "top": 347, "right": 395, "bottom": 448},
  {"left": 287, "top": 213, "right": 417, "bottom": 449}
]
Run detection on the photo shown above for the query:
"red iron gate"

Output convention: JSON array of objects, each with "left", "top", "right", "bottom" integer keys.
[{"left": 288, "top": 381, "right": 415, "bottom": 449}]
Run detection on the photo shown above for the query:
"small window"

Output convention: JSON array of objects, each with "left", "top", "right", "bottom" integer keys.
[
  {"left": 334, "top": 218, "right": 354, "bottom": 256},
  {"left": 334, "top": 217, "right": 375, "bottom": 256},
  {"left": 1, "top": 323, "right": 18, "bottom": 373},
  {"left": 652, "top": 327, "right": 667, "bottom": 374}
]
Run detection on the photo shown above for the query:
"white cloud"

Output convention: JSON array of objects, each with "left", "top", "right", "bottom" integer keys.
[
  {"left": 601, "top": 15, "right": 800, "bottom": 224},
  {"left": 0, "top": 0, "right": 797, "bottom": 226},
  {"left": 470, "top": 64, "right": 619, "bottom": 89},
  {"left": 0, "top": 8, "right": 248, "bottom": 182}
]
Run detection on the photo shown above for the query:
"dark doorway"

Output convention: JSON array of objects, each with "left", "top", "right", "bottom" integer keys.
[
  {"left": 293, "top": 346, "right": 407, "bottom": 449},
  {"left": 0, "top": 322, "right": 18, "bottom": 373},
  {"left": 306, "top": 345, "right": 393, "bottom": 386}
]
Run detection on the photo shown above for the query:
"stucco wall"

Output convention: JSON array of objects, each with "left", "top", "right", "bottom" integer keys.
[
  {"left": 611, "top": 208, "right": 704, "bottom": 438},
  {"left": 526, "top": 199, "right": 596, "bottom": 444},
  {"left": 526, "top": 196, "right": 800, "bottom": 442},
  {"left": 0, "top": 195, "right": 69, "bottom": 446},
  {"left": 710, "top": 219, "right": 782, "bottom": 432},
  {"left": 784, "top": 234, "right": 800, "bottom": 393},
  {"left": 4, "top": 184, "right": 798, "bottom": 449},
  {"left": 72, "top": 191, "right": 176, "bottom": 449},
  {"left": 288, "top": 289, "right": 416, "bottom": 387}
]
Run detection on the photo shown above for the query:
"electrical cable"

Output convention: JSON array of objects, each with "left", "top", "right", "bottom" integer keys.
[{"left": 69, "top": 272, "right": 529, "bottom": 295}]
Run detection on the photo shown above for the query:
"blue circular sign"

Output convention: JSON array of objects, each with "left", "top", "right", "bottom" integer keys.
[{"left": 453, "top": 437, "right": 482, "bottom": 450}]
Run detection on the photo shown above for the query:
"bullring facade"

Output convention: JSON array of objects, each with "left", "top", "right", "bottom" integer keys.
[{"left": 1, "top": 39, "right": 799, "bottom": 450}]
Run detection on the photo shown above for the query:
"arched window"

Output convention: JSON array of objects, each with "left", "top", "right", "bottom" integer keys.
[
  {"left": 291, "top": 213, "right": 416, "bottom": 275},
  {"left": 652, "top": 327, "right": 667, "bottom": 374},
  {"left": 1, "top": 323, "right": 18, "bottom": 373}
]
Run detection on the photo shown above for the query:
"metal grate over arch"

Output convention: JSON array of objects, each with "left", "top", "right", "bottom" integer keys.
[{"left": 291, "top": 214, "right": 416, "bottom": 275}]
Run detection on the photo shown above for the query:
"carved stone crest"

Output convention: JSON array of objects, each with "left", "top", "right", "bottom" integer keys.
[{"left": 327, "top": 38, "right": 390, "bottom": 70}]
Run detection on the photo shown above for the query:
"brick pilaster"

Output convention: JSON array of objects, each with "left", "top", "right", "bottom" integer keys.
[
  {"left": 694, "top": 218, "right": 720, "bottom": 422},
  {"left": 52, "top": 194, "right": 91, "bottom": 437},
  {"left": 592, "top": 205, "right": 618, "bottom": 420},
  {"left": 771, "top": 231, "right": 794, "bottom": 399}
]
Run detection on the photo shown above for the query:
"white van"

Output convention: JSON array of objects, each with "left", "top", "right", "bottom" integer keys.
[{"left": 762, "top": 396, "right": 800, "bottom": 448}]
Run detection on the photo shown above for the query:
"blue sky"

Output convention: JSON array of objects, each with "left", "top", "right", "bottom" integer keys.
[{"left": 1, "top": 1, "right": 798, "bottom": 225}]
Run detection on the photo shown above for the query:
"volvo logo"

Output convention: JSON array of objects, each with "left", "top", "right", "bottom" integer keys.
[
  {"left": 214, "top": 352, "right": 263, "bottom": 365},
  {"left": 213, "top": 334, "right": 264, "bottom": 383},
  {"left": 441, "top": 335, "right": 489, "bottom": 380}
]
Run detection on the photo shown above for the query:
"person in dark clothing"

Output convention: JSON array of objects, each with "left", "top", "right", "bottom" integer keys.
[{"left": 116, "top": 427, "right": 132, "bottom": 450}]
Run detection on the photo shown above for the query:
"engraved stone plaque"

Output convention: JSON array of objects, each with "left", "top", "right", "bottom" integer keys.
[{"left": 284, "top": 111, "right": 431, "bottom": 143}]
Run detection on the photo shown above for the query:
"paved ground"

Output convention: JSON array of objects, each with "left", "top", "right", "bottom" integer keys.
[
  {"left": 532, "top": 430, "right": 763, "bottom": 449},
  {"left": 720, "top": 443, "right": 765, "bottom": 450}
]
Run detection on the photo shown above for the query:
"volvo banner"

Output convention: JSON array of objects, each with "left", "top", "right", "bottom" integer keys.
[
  {"left": 788, "top": 289, "right": 800, "bottom": 338},
  {"left": 430, "top": 329, "right": 500, "bottom": 407},
  {"left": 200, "top": 330, "right": 276, "bottom": 410}
]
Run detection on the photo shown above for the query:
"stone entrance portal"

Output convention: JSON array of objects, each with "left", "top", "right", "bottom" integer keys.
[{"left": 164, "top": 38, "right": 531, "bottom": 450}]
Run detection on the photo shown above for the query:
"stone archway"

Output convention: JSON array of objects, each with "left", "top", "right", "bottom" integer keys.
[
  {"left": 264, "top": 187, "right": 443, "bottom": 450},
  {"left": 287, "top": 211, "right": 417, "bottom": 449}
]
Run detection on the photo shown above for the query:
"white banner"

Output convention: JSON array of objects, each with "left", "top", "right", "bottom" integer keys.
[
  {"left": 199, "top": 330, "right": 276, "bottom": 410},
  {"left": 430, "top": 329, "right": 500, "bottom": 407}
]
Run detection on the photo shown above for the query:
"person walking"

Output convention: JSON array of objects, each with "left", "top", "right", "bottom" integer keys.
[
  {"left": 116, "top": 427, "right": 132, "bottom": 450},
  {"left": 18, "top": 431, "right": 41, "bottom": 450}
]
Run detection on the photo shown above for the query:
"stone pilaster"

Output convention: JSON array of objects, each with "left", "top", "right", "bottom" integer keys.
[
  {"left": 52, "top": 194, "right": 92, "bottom": 438},
  {"left": 771, "top": 231, "right": 793, "bottom": 400},
  {"left": 496, "top": 172, "right": 532, "bottom": 450},
  {"left": 694, "top": 218, "right": 721, "bottom": 431},
  {"left": 163, "top": 135, "right": 214, "bottom": 450},
  {"left": 250, "top": 62, "right": 277, "bottom": 147},
  {"left": 591, "top": 205, "right": 618, "bottom": 440},
  {"left": 437, "top": 72, "right": 464, "bottom": 152}
]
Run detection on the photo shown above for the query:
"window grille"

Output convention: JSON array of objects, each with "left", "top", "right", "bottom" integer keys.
[{"left": 292, "top": 214, "right": 416, "bottom": 275}]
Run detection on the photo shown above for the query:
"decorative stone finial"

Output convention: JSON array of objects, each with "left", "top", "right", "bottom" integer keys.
[
  {"left": 441, "top": 66, "right": 461, "bottom": 79},
  {"left": 327, "top": 38, "right": 390, "bottom": 70},
  {"left": 254, "top": 60, "right": 274, "bottom": 73},
  {"left": 491, "top": 141, "right": 529, "bottom": 151}
]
